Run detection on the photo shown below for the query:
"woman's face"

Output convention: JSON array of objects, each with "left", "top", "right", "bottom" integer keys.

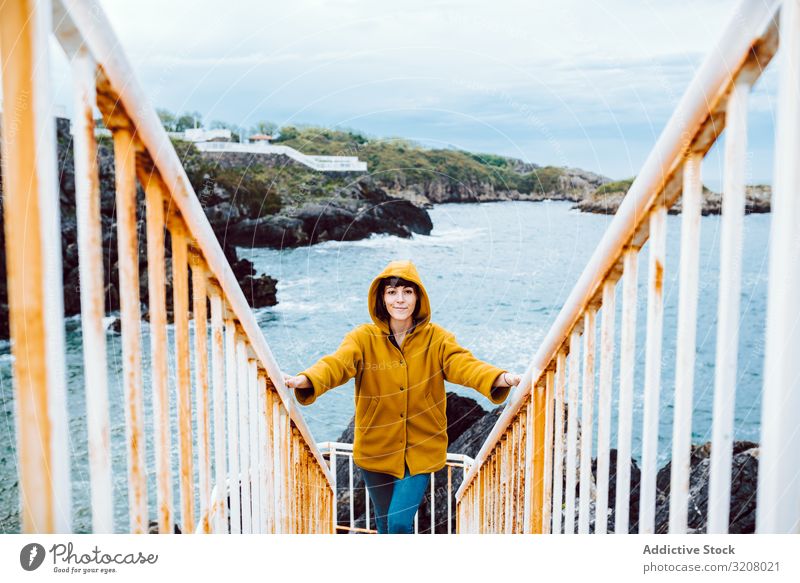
[{"left": 383, "top": 285, "right": 417, "bottom": 322}]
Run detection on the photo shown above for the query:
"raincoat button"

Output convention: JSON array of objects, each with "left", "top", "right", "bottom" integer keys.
[
  {"left": 400, "top": 386, "right": 405, "bottom": 391},
  {"left": 400, "top": 412, "right": 404, "bottom": 418}
]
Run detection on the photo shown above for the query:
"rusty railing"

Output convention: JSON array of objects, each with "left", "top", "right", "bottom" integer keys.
[
  {"left": 456, "top": 0, "right": 800, "bottom": 534},
  {"left": 0, "top": 0, "right": 334, "bottom": 533}
]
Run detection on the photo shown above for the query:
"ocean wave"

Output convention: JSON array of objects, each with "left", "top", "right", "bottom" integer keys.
[
  {"left": 422, "top": 226, "right": 486, "bottom": 245},
  {"left": 277, "top": 276, "right": 316, "bottom": 290},
  {"left": 312, "top": 233, "right": 416, "bottom": 251}
]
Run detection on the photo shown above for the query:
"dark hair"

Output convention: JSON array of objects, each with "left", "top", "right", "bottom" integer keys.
[{"left": 374, "top": 276, "right": 421, "bottom": 323}]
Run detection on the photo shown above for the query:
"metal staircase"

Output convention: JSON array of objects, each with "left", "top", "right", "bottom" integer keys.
[{"left": 1, "top": 0, "right": 798, "bottom": 535}]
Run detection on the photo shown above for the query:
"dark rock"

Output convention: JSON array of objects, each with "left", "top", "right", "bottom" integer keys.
[
  {"left": 589, "top": 449, "right": 642, "bottom": 533},
  {"left": 224, "top": 180, "right": 432, "bottom": 249},
  {"left": 147, "top": 520, "right": 181, "bottom": 534},
  {"left": 239, "top": 273, "right": 278, "bottom": 309},
  {"left": 652, "top": 441, "right": 759, "bottom": 534},
  {"left": 442, "top": 392, "right": 488, "bottom": 445},
  {"left": 0, "top": 119, "right": 279, "bottom": 340},
  {"left": 579, "top": 440, "right": 759, "bottom": 534},
  {"left": 108, "top": 317, "right": 122, "bottom": 335}
]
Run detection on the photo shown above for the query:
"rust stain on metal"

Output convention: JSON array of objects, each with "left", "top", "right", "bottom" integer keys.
[{"left": 654, "top": 259, "right": 664, "bottom": 296}]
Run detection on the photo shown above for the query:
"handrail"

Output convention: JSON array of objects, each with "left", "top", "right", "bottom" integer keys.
[
  {"left": 318, "top": 442, "right": 473, "bottom": 534},
  {"left": 0, "top": 0, "right": 334, "bottom": 534},
  {"left": 456, "top": 0, "right": 793, "bottom": 535},
  {"left": 52, "top": 0, "right": 331, "bottom": 481}
]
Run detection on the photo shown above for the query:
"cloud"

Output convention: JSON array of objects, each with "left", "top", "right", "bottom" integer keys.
[{"left": 81, "top": 0, "right": 773, "bottom": 181}]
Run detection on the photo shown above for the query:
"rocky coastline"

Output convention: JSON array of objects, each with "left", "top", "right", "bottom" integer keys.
[
  {"left": 0, "top": 120, "right": 773, "bottom": 340},
  {"left": 0, "top": 121, "right": 432, "bottom": 339},
  {"left": 332, "top": 392, "right": 760, "bottom": 534},
  {"left": 574, "top": 181, "right": 771, "bottom": 215}
]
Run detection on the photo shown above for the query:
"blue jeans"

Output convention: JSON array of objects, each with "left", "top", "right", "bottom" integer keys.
[{"left": 359, "top": 463, "right": 430, "bottom": 534}]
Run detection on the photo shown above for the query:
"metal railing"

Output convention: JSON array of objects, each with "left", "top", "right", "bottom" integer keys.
[
  {"left": 456, "top": 0, "right": 800, "bottom": 534},
  {"left": 317, "top": 442, "right": 472, "bottom": 534},
  {"left": 0, "top": 0, "right": 334, "bottom": 533}
]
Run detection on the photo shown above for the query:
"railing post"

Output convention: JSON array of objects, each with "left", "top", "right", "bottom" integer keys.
[
  {"left": 757, "top": 0, "right": 800, "bottom": 535},
  {"left": 349, "top": 453, "right": 354, "bottom": 531},
  {"left": 279, "top": 408, "right": 290, "bottom": 534},
  {"left": 257, "top": 373, "right": 268, "bottom": 533},
  {"left": 532, "top": 384, "right": 547, "bottom": 533},
  {"left": 191, "top": 255, "right": 211, "bottom": 533},
  {"left": 447, "top": 465, "right": 453, "bottom": 534},
  {"left": 224, "top": 319, "right": 240, "bottom": 534},
  {"left": 272, "top": 396, "right": 283, "bottom": 533},
  {"left": 578, "top": 309, "right": 596, "bottom": 533},
  {"left": 236, "top": 335, "right": 252, "bottom": 534},
  {"left": 595, "top": 281, "right": 616, "bottom": 534},
  {"left": 264, "top": 382, "right": 276, "bottom": 533},
  {"left": 431, "top": 469, "right": 436, "bottom": 534},
  {"left": 209, "top": 286, "right": 227, "bottom": 533},
  {"left": 708, "top": 79, "right": 751, "bottom": 534},
  {"left": 550, "top": 351, "right": 567, "bottom": 534},
  {"left": 248, "top": 359, "right": 260, "bottom": 532},
  {"left": 506, "top": 422, "right": 515, "bottom": 534},
  {"left": 615, "top": 248, "right": 638, "bottom": 534},
  {"left": 330, "top": 448, "right": 337, "bottom": 533},
  {"left": 669, "top": 154, "right": 703, "bottom": 534},
  {"left": 564, "top": 330, "right": 581, "bottom": 534},
  {"left": 542, "top": 369, "right": 555, "bottom": 534},
  {"left": 365, "top": 471, "right": 371, "bottom": 531},
  {"left": 114, "top": 125, "right": 154, "bottom": 533},
  {"left": 171, "top": 221, "right": 195, "bottom": 534},
  {"left": 639, "top": 205, "right": 667, "bottom": 533},
  {"left": 140, "top": 167, "right": 168, "bottom": 534},
  {"left": 71, "top": 46, "right": 112, "bottom": 533},
  {"left": 0, "top": 0, "right": 71, "bottom": 533}
]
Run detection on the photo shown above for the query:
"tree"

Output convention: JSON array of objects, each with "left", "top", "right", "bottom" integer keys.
[
  {"left": 274, "top": 125, "right": 298, "bottom": 142},
  {"left": 175, "top": 111, "right": 203, "bottom": 131},
  {"left": 157, "top": 108, "right": 177, "bottom": 131},
  {"left": 251, "top": 120, "right": 278, "bottom": 136}
]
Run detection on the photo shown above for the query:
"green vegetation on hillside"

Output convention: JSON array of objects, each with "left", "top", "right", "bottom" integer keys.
[
  {"left": 172, "top": 139, "right": 283, "bottom": 215},
  {"left": 166, "top": 122, "right": 588, "bottom": 211},
  {"left": 592, "top": 177, "right": 635, "bottom": 197},
  {"left": 272, "top": 125, "right": 569, "bottom": 194}
]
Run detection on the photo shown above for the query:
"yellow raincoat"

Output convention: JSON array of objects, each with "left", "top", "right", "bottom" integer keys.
[{"left": 294, "top": 259, "right": 511, "bottom": 478}]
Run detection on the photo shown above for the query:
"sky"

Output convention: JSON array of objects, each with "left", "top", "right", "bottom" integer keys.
[{"left": 48, "top": 0, "right": 778, "bottom": 185}]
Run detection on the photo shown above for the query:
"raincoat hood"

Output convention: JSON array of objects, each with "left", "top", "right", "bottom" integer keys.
[{"left": 367, "top": 259, "right": 431, "bottom": 335}]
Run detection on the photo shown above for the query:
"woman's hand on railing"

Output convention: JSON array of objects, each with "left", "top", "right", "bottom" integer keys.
[
  {"left": 494, "top": 372, "right": 522, "bottom": 388},
  {"left": 283, "top": 374, "right": 311, "bottom": 389}
]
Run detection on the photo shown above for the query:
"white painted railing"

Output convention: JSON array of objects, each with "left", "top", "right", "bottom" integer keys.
[
  {"left": 456, "top": 0, "right": 799, "bottom": 534},
  {"left": 195, "top": 141, "right": 368, "bottom": 172},
  {"left": 0, "top": 0, "right": 334, "bottom": 533},
  {"left": 317, "top": 442, "right": 472, "bottom": 534}
]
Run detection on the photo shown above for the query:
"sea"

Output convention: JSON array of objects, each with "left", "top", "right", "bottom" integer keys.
[{"left": 0, "top": 200, "right": 771, "bottom": 532}]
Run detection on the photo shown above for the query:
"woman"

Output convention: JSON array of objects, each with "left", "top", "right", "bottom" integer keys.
[{"left": 284, "top": 259, "right": 521, "bottom": 534}]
